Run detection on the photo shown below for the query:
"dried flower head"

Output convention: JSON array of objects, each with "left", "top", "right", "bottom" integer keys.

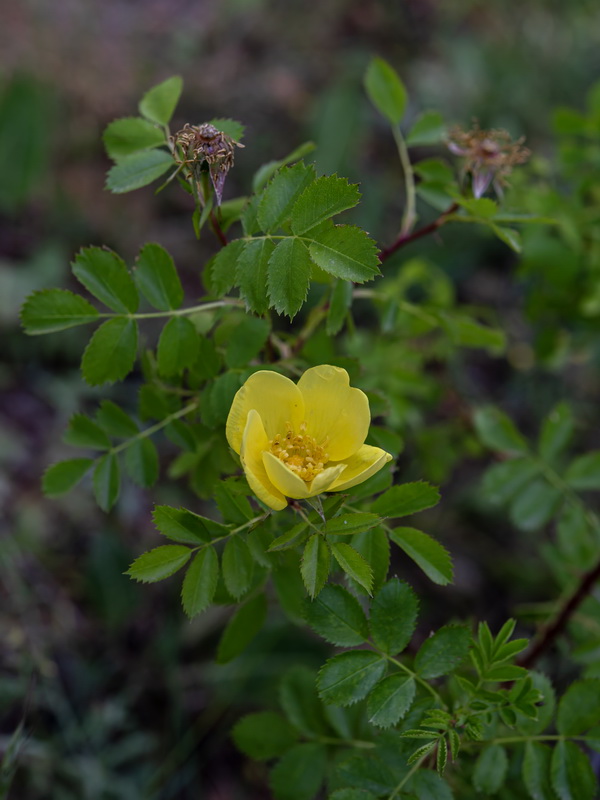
[
  {"left": 447, "top": 123, "right": 530, "bottom": 198},
  {"left": 170, "top": 122, "right": 244, "bottom": 204}
]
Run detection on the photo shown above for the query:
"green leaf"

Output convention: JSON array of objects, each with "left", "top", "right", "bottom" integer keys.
[
  {"left": 124, "top": 437, "right": 159, "bottom": 488},
  {"left": 268, "top": 237, "right": 312, "bottom": 319},
  {"left": 216, "top": 592, "right": 267, "bottom": 663},
  {"left": 103, "top": 116, "right": 166, "bottom": 160},
  {"left": 406, "top": 111, "right": 446, "bottom": 146},
  {"left": 279, "top": 666, "right": 329, "bottom": 736},
  {"left": 269, "top": 743, "right": 327, "bottom": 800},
  {"left": 482, "top": 458, "right": 539, "bottom": 504},
  {"left": 364, "top": 57, "right": 407, "bottom": 125},
  {"left": 81, "top": 317, "right": 138, "bottom": 385},
  {"left": 491, "top": 224, "right": 522, "bottom": 253},
  {"left": 268, "top": 522, "right": 309, "bottom": 552},
  {"left": 523, "top": 741, "right": 555, "bottom": 800},
  {"left": 64, "top": 414, "right": 111, "bottom": 450},
  {"left": 473, "top": 744, "right": 508, "bottom": 794},
  {"left": 366, "top": 674, "right": 415, "bottom": 728},
  {"left": 349, "top": 527, "right": 390, "bottom": 595},
  {"left": 565, "top": 451, "right": 600, "bottom": 490},
  {"left": 232, "top": 711, "right": 298, "bottom": 761},
  {"left": 222, "top": 536, "right": 254, "bottom": 599},
  {"left": 106, "top": 148, "right": 174, "bottom": 193},
  {"left": 301, "top": 534, "right": 330, "bottom": 599},
  {"left": 327, "top": 279, "right": 353, "bottom": 336},
  {"left": 308, "top": 224, "right": 380, "bottom": 283},
  {"left": 551, "top": 740, "right": 597, "bottom": 800},
  {"left": 138, "top": 75, "right": 183, "bottom": 125},
  {"left": 474, "top": 407, "right": 529, "bottom": 455},
  {"left": 439, "top": 312, "right": 506, "bottom": 351},
  {"left": 414, "top": 625, "right": 471, "bottom": 679},
  {"left": 209, "top": 238, "right": 246, "bottom": 296},
  {"left": 208, "top": 117, "right": 245, "bottom": 142},
  {"left": 236, "top": 238, "right": 274, "bottom": 314},
  {"left": 42, "top": 458, "right": 93, "bottom": 497},
  {"left": 331, "top": 543, "right": 373, "bottom": 594},
  {"left": 126, "top": 544, "right": 190, "bottom": 583},
  {"left": 225, "top": 315, "right": 270, "bottom": 368},
  {"left": 72, "top": 246, "right": 138, "bottom": 313},
  {"left": 134, "top": 242, "right": 183, "bottom": 310},
  {"left": 93, "top": 453, "right": 120, "bottom": 511},
  {"left": 157, "top": 317, "right": 199, "bottom": 376},
  {"left": 557, "top": 680, "right": 600, "bottom": 735},
  {"left": 329, "top": 791, "right": 377, "bottom": 800},
  {"left": 317, "top": 650, "right": 386, "bottom": 706},
  {"left": 181, "top": 547, "right": 219, "bottom": 618},
  {"left": 153, "top": 505, "right": 229, "bottom": 544},
  {"left": 290, "top": 175, "right": 361, "bottom": 236},
  {"left": 334, "top": 754, "right": 397, "bottom": 796},
  {"left": 95, "top": 400, "right": 138, "bottom": 438},
  {"left": 214, "top": 480, "right": 254, "bottom": 523},
  {"left": 407, "top": 771, "right": 453, "bottom": 800},
  {"left": 372, "top": 481, "right": 440, "bottom": 518},
  {"left": 510, "top": 480, "right": 562, "bottom": 531},
  {"left": 252, "top": 141, "right": 316, "bottom": 192},
  {"left": 303, "top": 584, "right": 368, "bottom": 647},
  {"left": 459, "top": 197, "right": 498, "bottom": 218},
  {"left": 369, "top": 578, "right": 418, "bottom": 656},
  {"left": 20, "top": 289, "right": 99, "bottom": 335},
  {"left": 539, "top": 402, "right": 573, "bottom": 462},
  {"left": 324, "top": 512, "right": 381, "bottom": 536},
  {"left": 389, "top": 527, "right": 453, "bottom": 585},
  {"left": 257, "top": 162, "right": 315, "bottom": 233}
]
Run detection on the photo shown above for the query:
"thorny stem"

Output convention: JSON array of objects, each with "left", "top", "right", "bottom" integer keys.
[
  {"left": 393, "top": 125, "right": 417, "bottom": 238},
  {"left": 380, "top": 203, "right": 459, "bottom": 263}
]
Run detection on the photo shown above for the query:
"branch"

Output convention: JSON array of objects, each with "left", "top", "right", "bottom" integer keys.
[
  {"left": 380, "top": 203, "right": 458, "bottom": 263},
  {"left": 518, "top": 556, "right": 600, "bottom": 669}
]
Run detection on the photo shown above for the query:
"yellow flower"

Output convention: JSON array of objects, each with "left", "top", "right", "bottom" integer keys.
[{"left": 226, "top": 365, "right": 393, "bottom": 511}]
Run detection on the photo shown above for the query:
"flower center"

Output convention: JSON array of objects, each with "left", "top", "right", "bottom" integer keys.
[{"left": 269, "top": 422, "right": 329, "bottom": 482}]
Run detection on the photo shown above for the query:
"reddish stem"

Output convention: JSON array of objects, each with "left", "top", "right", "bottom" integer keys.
[
  {"left": 380, "top": 203, "right": 458, "bottom": 263},
  {"left": 210, "top": 210, "right": 228, "bottom": 247}
]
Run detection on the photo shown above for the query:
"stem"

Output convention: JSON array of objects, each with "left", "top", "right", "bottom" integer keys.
[
  {"left": 380, "top": 203, "right": 459, "bottom": 263},
  {"left": 110, "top": 401, "right": 199, "bottom": 457},
  {"left": 209, "top": 208, "right": 228, "bottom": 247},
  {"left": 97, "top": 298, "right": 243, "bottom": 321},
  {"left": 384, "top": 653, "right": 446, "bottom": 706},
  {"left": 393, "top": 125, "right": 417, "bottom": 237},
  {"left": 315, "top": 736, "right": 376, "bottom": 749},
  {"left": 388, "top": 753, "right": 429, "bottom": 799}
]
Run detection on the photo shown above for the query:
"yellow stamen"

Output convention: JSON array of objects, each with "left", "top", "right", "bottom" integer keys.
[{"left": 269, "top": 422, "right": 329, "bottom": 482}]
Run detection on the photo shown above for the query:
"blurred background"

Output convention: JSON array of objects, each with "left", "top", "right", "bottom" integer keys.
[{"left": 2, "top": 0, "right": 600, "bottom": 797}]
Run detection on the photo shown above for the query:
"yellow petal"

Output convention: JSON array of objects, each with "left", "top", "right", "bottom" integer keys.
[
  {"left": 262, "top": 451, "right": 312, "bottom": 499},
  {"left": 297, "top": 365, "right": 370, "bottom": 460},
  {"left": 328, "top": 445, "right": 393, "bottom": 492},
  {"left": 226, "top": 370, "right": 304, "bottom": 455},
  {"left": 240, "top": 410, "right": 287, "bottom": 510},
  {"left": 308, "top": 463, "right": 347, "bottom": 494}
]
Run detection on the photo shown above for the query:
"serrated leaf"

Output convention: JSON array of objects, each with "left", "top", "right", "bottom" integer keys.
[
  {"left": 436, "top": 737, "right": 448, "bottom": 776},
  {"left": 214, "top": 480, "right": 254, "bottom": 523},
  {"left": 349, "top": 527, "right": 390, "bottom": 595},
  {"left": 406, "top": 111, "right": 446, "bottom": 146},
  {"left": 138, "top": 76, "right": 182, "bottom": 125},
  {"left": 268, "top": 523, "right": 309, "bottom": 552},
  {"left": 474, "top": 406, "right": 529, "bottom": 455},
  {"left": 257, "top": 162, "right": 315, "bottom": 233},
  {"left": 153, "top": 505, "right": 229, "bottom": 544},
  {"left": 557, "top": 680, "right": 600, "bottom": 735},
  {"left": 334, "top": 754, "right": 397, "bottom": 795},
  {"left": 93, "top": 452, "right": 120, "bottom": 511},
  {"left": 72, "top": 246, "right": 138, "bottom": 313},
  {"left": 482, "top": 458, "right": 539, "bottom": 504},
  {"left": 539, "top": 402, "right": 573, "bottom": 462},
  {"left": 268, "top": 237, "right": 312, "bottom": 318},
  {"left": 252, "top": 141, "right": 316, "bottom": 192},
  {"left": 510, "top": 479, "right": 562, "bottom": 532},
  {"left": 325, "top": 512, "right": 381, "bottom": 536},
  {"left": 308, "top": 224, "right": 380, "bottom": 283},
  {"left": 95, "top": 400, "right": 138, "bottom": 438},
  {"left": 20, "top": 289, "right": 99, "bottom": 335},
  {"left": 269, "top": 743, "right": 327, "bottom": 800},
  {"left": 372, "top": 481, "right": 440, "bottom": 518},
  {"left": 473, "top": 745, "right": 508, "bottom": 794},
  {"left": 389, "top": 527, "right": 453, "bottom": 585},
  {"left": 565, "top": 451, "right": 600, "bottom": 490},
  {"left": 106, "top": 148, "right": 174, "bottom": 193},
  {"left": 208, "top": 117, "right": 245, "bottom": 142},
  {"left": 217, "top": 592, "right": 267, "bottom": 663},
  {"left": 209, "top": 238, "right": 246, "bottom": 296},
  {"left": 279, "top": 666, "right": 329, "bottom": 736},
  {"left": 407, "top": 741, "right": 437, "bottom": 765},
  {"left": 64, "top": 414, "right": 112, "bottom": 450},
  {"left": 225, "top": 315, "right": 270, "bottom": 368},
  {"left": 103, "top": 116, "right": 166, "bottom": 160},
  {"left": 303, "top": 584, "right": 368, "bottom": 647},
  {"left": 290, "top": 175, "right": 360, "bottom": 236},
  {"left": 523, "top": 741, "right": 555, "bottom": 800},
  {"left": 134, "top": 242, "right": 183, "bottom": 310},
  {"left": 317, "top": 650, "right": 386, "bottom": 706},
  {"left": 125, "top": 437, "right": 159, "bottom": 488},
  {"left": 369, "top": 578, "right": 418, "bottom": 656},
  {"left": 81, "top": 317, "right": 138, "bottom": 385},
  {"left": 301, "top": 534, "right": 330, "bottom": 599},
  {"left": 236, "top": 237, "right": 274, "bottom": 314},
  {"left": 366, "top": 674, "right": 415, "bottom": 728},
  {"left": 157, "top": 316, "right": 199, "bottom": 376},
  {"left": 42, "top": 458, "right": 93, "bottom": 497},
  {"left": 126, "top": 544, "right": 190, "bottom": 583},
  {"left": 331, "top": 542, "right": 373, "bottom": 594},
  {"left": 181, "top": 546, "right": 219, "bottom": 617},
  {"left": 551, "top": 740, "right": 597, "bottom": 800},
  {"left": 485, "top": 664, "right": 528, "bottom": 681},
  {"left": 327, "top": 279, "right": 353, "bottom": 336},
  {"left": 222, "top": 536, "right": 254, "bottom": 599},
  {"left": 232, "top": 711, "right": 298, "bottom": 761},
  {"left": 364, "top": 57, "right": 407, "bottom": 125},
  {"left": 415, "top": 625, "right": 471, "bottom": 679},
  {"left": 407, "top": 770, "right": 453, "bottom": 800}
]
